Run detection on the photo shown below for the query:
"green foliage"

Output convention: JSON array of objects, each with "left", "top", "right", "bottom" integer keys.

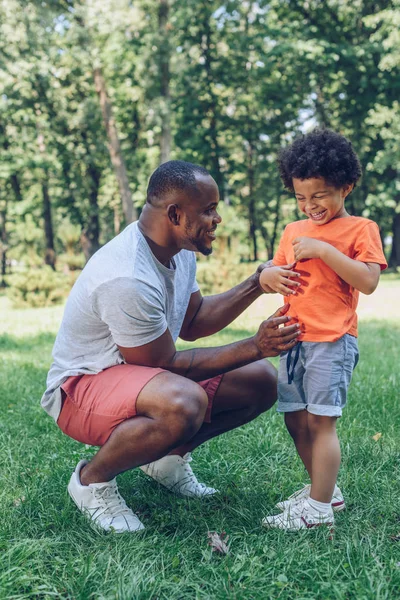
[
  {"left": 57, "top": 252, "right": 85, "bottom": 272},
  {"left": 0, "top": 0, "right": 399, "bottom": 270},
  {"left": 6, "top": 267, "right": 69, "bottom": 308},
  {"left": 196, "top": 256, "right": 257, "bottom": 296}
]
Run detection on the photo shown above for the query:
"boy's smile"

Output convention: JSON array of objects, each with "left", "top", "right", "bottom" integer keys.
[{"left": 293, "top": 177, "right": 353, "bottom": 225}]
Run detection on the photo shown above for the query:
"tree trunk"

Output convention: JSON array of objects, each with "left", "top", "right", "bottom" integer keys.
[
  {"left": 270, "top": 194, "right": 282, "bottom": 259},
  {"left": 246, "top": 141, "right": 258, "bottom": 262},
  {"left": 81, "top": 165, "right": 101, "bottom": 261},
  {"left": 10, "top": 174, "right": 22, "bottom": 202},
  {"left": 93, "top": 67, "right": 136, "bottom": 224},
  {"left": 201, "top": 3, "right": 224, "bottom": 195},
  {"left": 159, "top": 0, "right": 172, "bottom": 164},
  {"left": 389, "top": 211, "right": 400, "bottom": 270},
  {"left": 42, "top": 176, "right": 56, "bottom": 270},
  {"left": 259, "top": 222, "right": 272, "bottom": 260},
  {"left": 0, "top": 200, "right": 7, "bottom": 287},
  {"left": 36, "top": 129, "right": 56, "bottom": 269}
]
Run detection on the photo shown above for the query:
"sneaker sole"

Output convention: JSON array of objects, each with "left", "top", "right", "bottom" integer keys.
[
  {"left": 140, "top": 470, "right": 218, "bottom": 498},
  {"left": 262, "top": 518, "right": 335, "bottom": 533},
  {"left": 276, "top": 500, "right": 346, "bottom": 513}
]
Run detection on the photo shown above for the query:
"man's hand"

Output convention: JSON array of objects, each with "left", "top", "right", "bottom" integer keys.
[
  {"left": 253, "top": 305, "right": 300, "bottom": 358},
  {"left": 259, "top": 263, "right": 301, "bottom": 296},
  {"left": 292, "top": 237, "right": 329, "bottom": 261}
]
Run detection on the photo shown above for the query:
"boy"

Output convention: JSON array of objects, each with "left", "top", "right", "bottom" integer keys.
[{"left": 259, "top": 129, "right": 387, "bottom": 530}]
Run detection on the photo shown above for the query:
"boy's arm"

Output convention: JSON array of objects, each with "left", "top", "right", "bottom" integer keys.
[
  {"left": 259, "top": 263, "right": 301, "bottom": 295},
  {"left": 258, "top": 226, "right": 302, "bottom": 296},
  {"left": 292, "top": 237, "right": 381, "bottom": 295}
]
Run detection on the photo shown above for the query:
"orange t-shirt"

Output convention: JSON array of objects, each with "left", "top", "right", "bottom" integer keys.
[{"left": 273, "top": 216, "right": 387, "bottom": 342}]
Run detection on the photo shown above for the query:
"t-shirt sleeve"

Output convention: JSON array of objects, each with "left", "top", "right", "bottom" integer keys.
[
  {"left": 353, "top": 222, "right": 388, "bottom": 270},
  {"left": 273, "top": 227, "right": 288, "bottom": 266},
  {"left": 92, "top": 278, "right": 168, "bottom": 348},
  {"left": 191, "top": 278, "right": 200, "bottom": 294}
]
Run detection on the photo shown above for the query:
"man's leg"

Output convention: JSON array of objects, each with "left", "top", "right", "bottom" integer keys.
[
  {"left": 80, "top": 371, "right": 208, "bottom": 485},
  {"left": 172, "top": 358, "right": 277, "bottom": 455},
  {"left": 138, "top": 359, "right": 277, "bottom": 497},
  {"left": 65, "top": 369, "right": 211, "bottom": 533}
]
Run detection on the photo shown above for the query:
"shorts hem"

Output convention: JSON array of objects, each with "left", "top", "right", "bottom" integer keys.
[
  {"left": 201, "top": 374, "right": 224, "bottom": 423},
  {"left": 277, "top": 402, "right": 306, "bottom": 413},
  {"left": 277, "top": 402, "right": 343, "bottom": 417},
  {"left": 307, "top": 405, "right": 342, "bottom": 417}
]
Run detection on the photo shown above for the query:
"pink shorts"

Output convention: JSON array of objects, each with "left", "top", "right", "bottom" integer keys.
[{"left": 58, "top": 364, "right": 223, "bottom": 447}]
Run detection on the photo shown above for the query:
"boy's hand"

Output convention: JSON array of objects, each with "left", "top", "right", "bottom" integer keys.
[
  {"left": 259, "top": 263, "right": 301, "bottom": 296},
  {"left": 292, "top": 237, "right": 328, "bottom": 261}
]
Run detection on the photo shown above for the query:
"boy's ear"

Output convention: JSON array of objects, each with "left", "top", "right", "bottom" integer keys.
[{"left": 342, "top": 183, "right": 354, "bottom": 198}]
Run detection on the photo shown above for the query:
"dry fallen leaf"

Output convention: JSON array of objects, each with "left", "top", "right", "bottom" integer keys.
[
  {"left": 207, "top": 531, "right": 230, "bottom": 555},
  {"left": 13, "top": 496, "right": 26, "bottom": 507},
  {"left": 372, "top": 432, "right": 382, "bottom": 442}
]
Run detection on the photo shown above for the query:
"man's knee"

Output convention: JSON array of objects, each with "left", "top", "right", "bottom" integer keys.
[
  {"left": 164, "top": 379, "right": 208, "bottom": 438},
  {"left": 248, "top": 359, "right": 278, "bottom": 414}
]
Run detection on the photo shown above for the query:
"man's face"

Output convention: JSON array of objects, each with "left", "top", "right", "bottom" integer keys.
[
  {"left": 293, "top": 177, "right": 352, "bottom": 226},
  {"left": 180, "top": 175, "right": 221, "bottom": 255}
]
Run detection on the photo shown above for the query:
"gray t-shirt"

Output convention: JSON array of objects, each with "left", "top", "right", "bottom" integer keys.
[{"left": 41, "top": 222, "right": 199, "bottom": 422}]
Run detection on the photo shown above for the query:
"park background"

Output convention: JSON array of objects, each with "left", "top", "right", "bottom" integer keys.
[{"left": 0, "top": 1, "right": 399, "bottom": 599}]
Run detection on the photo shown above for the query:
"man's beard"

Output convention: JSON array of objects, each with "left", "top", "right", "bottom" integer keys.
[
  {"left": 185, "top": 220, "right": 213, "bottom": 256},
  {"left": 187, "top": 235, "right": 213, "bottom": 256}
]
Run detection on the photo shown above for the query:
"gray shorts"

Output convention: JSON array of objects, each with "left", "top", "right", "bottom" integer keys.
[{"left": 277, "top": 334, "right": 359, "bottom": 417}]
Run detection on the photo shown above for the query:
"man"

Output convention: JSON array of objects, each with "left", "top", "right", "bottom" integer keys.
[{"left": 42, "top": 160, "right": 300, "bottom": 533}]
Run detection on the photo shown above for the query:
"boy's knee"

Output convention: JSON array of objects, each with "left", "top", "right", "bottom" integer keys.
[
  {"left": 307, "top": 413, "right": 337, "bottom": 435},
  {"left": 284, "top": 411, "right": 308, "bottom": 440}
]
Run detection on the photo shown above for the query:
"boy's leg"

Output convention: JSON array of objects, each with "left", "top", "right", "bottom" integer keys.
[
  {"left": 284, "top": 411, "right": 312, "bottom": 479},
  {"left": 307, "top": 415, "right": 340, "bottom": 503},
  {"left": 302, "top": 335, "right": 358, "bottom": 503}
]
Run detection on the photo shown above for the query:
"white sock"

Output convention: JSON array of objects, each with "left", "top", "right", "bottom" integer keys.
[
  {"left": 308, "top": 497, "right": 332, "bottom": 514},
  {"left": 308, "top": 483, "right": 339, "bottom": 496}
]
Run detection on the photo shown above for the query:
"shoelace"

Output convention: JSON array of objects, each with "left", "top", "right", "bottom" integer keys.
[
  {"left": 92, "top": 483, "right": 133, "bottom": 517},
  {"left": 287, "top": 484, "right": 311, "bottom": 501},
  {"left": 181, "top": 454, "right": 198, "bottom": 485}
]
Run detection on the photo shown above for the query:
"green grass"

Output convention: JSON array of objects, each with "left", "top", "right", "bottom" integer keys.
[{"left": 1, "top": 298, "right": 400, "bottom": 598}]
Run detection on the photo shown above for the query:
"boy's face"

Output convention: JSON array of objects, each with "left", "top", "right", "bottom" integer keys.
[{"left": 293, "top": 177, "right": 353, "bottom": 226}]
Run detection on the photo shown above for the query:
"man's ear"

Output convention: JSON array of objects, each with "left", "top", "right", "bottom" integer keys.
[{"left": 167, "top": 204, "right": 180, "bottom": 226}]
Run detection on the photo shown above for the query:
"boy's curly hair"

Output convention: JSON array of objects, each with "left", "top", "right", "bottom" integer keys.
[{"left": 279, "top": 128, "right": 362, "bottom": 192}]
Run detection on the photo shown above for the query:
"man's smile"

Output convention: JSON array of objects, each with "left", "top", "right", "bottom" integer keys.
[{"left": 206, "top": 227, "right": 217, "bottom": 240}]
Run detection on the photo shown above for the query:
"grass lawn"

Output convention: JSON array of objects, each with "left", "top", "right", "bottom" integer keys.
[{"left": 0, "top": 280, "right": 399, "bottom": 599}]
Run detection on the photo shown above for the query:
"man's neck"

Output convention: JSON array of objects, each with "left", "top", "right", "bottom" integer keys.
[{"left": 138, "top": 207, "right": 179, "bottom": 267}]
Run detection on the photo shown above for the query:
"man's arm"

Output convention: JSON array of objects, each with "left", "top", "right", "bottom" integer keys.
[
  {"left": 180, "top": 262, "right": 297, "bottom": 342},
  {"left": 292, "top": 237, "right": 381, "bottom": 294},
  {"left": 118, "top": 305, "right": 301, "bottom": 382}
]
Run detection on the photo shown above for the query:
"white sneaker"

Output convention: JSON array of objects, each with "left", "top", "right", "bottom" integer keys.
[
  {"left": 262, "top": 498, "right": 334, "bottom": 531},
  {"left": 68, "top": 460, "right": 145, "bottom": 533},
  {"left": 276, "top": 484, "right": 345, "bottom": 513},
  {"left": 140, "top": 453, "right": 218, "bottom": 498}
]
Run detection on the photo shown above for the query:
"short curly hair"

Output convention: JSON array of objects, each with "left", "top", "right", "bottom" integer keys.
[
  {"left": 278, "top": 128, "right": 362, "bottom": 192},
  {"left": 147, "top": 160, "right": 210, "bottom": 206}
]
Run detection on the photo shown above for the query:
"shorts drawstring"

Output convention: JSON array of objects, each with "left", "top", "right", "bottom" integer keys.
[{"left": 286, "top": 342, "right": 302, "bottom": 384}]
